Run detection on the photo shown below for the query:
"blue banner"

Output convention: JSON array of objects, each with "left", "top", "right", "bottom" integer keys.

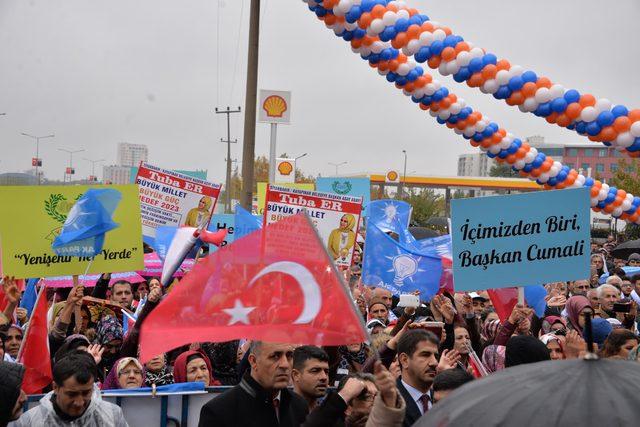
[
  {"left": 362, "top": 222, "right": 442, "bottom": 299},
  {"left": 450, "top": 188, "right": 591, "bottom": 291},
  {"left": 206, "top": 207, "right": 262, "bottom": 252},
  {"left": 316, "top": 177, "right": 371, "bottom": 216},
  {"left": 367, "top": 199, "right": 412, "bottom": 234}
]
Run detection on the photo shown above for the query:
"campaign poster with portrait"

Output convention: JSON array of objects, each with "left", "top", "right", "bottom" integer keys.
[
  {"left": 264, "top": 185, "right": 363, "bottom": 268},
  {"left": 135, "top": 162, "right": 221, "bottom": 241}
]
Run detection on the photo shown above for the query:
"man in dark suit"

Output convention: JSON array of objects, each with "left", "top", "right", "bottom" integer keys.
[
  {"left": 198, "top": 341, "right": 308, "bottom": 427},
  {"left": 395, "top": 329, "right": 439, "bottom": 427}
]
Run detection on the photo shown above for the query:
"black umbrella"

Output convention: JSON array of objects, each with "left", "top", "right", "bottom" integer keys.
[
  {"left": 610, "top": 239, "right": 640, "bottom": 260},
  {"left": 415, "top": 357, "right": 640, "bottom": 427}
]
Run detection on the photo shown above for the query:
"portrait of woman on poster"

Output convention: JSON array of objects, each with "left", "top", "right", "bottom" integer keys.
[
  {"left": 327, "top": 213, "right": 356, "bottom": 260},
  {"left": 184, "top": 196, "right": 213, "bottom": 228}
]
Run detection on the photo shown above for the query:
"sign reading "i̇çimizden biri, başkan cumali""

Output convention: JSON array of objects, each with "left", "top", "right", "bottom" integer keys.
[{"left": 451, "top": 188, "right": 591, "bottom": 292}]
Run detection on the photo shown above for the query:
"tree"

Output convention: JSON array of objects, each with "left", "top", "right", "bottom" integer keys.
[
  {"left": 610, "top": 158, "right": 640, "bottom": 239},
  {"left": 489, "top": 163, "right": 518, "bottom": 178},
  {"left": 401, "top": 189, "right": 445, "bottom": 226}
]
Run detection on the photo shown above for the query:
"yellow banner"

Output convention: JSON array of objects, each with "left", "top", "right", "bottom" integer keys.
[
  {"left": 0, "top": 185, "right": 143, "bottom": 278},
  {"left": 255, "top": 182, "right": 314, "bottom": 215}
]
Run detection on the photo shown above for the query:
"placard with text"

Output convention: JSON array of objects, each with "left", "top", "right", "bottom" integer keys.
[
  {"left": 135, "top": 162, "right": 221, "bottom": 241},
  {"left": 0, "top": 185, "right": 143, "bottom": 278},
  {"left": 450, "top": 188, "right": 591, "bottom": 291},
  {"left": 264, "top": 185, "right": 363, "bottom": 268}
]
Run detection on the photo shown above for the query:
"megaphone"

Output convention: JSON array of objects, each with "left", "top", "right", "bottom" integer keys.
[{"left": 198, "top": 228, "right": 228, "bottom": 247}]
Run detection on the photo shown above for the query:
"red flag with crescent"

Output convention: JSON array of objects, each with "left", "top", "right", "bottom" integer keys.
[{"left": 139, "top": 213, "right": 367, "bottom": 363}]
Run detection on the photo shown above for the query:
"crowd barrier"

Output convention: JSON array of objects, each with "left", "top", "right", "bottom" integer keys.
[{"left": 25, "top": 386, "right": 231, "bottom": 427}]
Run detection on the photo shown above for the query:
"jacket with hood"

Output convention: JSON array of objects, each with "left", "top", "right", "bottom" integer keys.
[
  {"left": 10, "top": 390, "right": 128, "bottom": 427},
  {"left": 0, "top": 361, "right": 24, "bottom": 427}
]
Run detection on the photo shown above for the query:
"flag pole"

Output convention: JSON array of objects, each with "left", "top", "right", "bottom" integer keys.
[{"left": 16, "top": 283, "right": 46, "bottom": 361}]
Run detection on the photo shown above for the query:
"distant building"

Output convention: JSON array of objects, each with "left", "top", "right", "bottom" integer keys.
[
  {"left": 103, "top": 165, "right": 132, "bottom": 185},
  {"left": 457, "top": 153, "right": 496, "bottom": 177},
  {"left": 117, "top": 143, "right": 148, "bottom": 167},
  {"left": 0, "top": 172, "right": 38, "bottom": 185}
]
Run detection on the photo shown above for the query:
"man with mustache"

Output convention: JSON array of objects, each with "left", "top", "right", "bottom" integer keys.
[
  {"left": 291, "top": 346, "right": 329, "bottom": 411},
  {"left": 395, "top": 329, "right": 440, "bottom": 427}
]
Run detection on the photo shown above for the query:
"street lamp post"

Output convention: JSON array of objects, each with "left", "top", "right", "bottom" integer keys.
[
  {"left": 293, "top": 153, "right": 308, "bottom": 183},
  {"left": 399, "top": 149, "right": 407, "bottom": 199},
  {"left": 328, "top": 161, "right": 347, "bottom": 176},
  {"left": 22, "top": 132, "right": 55, "bottom": 184},
  {"left": 83, "top": 158, "right": 105, "bottom": 183},
  {"left": 58, "top": 148, "right": 85, "bottom": 184}
]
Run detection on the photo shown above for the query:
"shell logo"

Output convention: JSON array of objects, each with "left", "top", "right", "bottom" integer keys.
[
  {"left": 386, "top": 170, "right": 399, "bottom": 181},
  {"left": 278, "top": 161, "right": 294, "bottom": 176},
  {"left": 263, "top": 95, "right": 287, "bottom": 118}
]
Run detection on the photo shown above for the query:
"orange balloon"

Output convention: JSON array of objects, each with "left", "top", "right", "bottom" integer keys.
[
  {"left": 630, "top": 213, "right": 639, "bottom": 222},
  {"left": 613, "top": 116, "right": 631, "bottom": 133},
  {"left": 391, "top": 33, "right": 407, "bottom": 49},
  {"left": 419, "top": 103, "right": 430, "bottom": 111},
  {"left": 600, "top": 127, "right": 617, "bottom": 142},
  {"left": 324, "top": 14, "right": 337, "bottom": 26},
  {"left": 578, "top": 94, "right": 596, "bottom": 108},
  {"left": 427, "top": 57, "right": 441, "bottom": 68},
  {"left": 481, "top": 64, "right": 497, "bottom": 80},
  {"left": 604, "top": 204, "right": 615, "bottom": 214},
  {"left": 491, "top": 133, "right": 503, "bottom": 144},
  {"left": 421, "top": 22, "right": 435, "bottom": 32},
  {"left": 565, "top": 103, "right": 582, "bottom": 120},
  {"left": 545, "top": 112, "right": 559, "bottom": 124},
  {"left": 496, "top": 59, "right": 511, "bottom": 71},
  {"left": 455, "top": 42, "right": 470, "bottom": 54},
  {"left": 516, "top": 148, "right": 527, "bottom": 159},
  {"left": 536, "top": 77, "right": 552, "bottom": 89},
  {"left": 407, "top": 25, "right": 421, "bottom": 40},
  {"left": 439, "top": 98, "right": 451, "bottom": 109},
  {"left": 629, "top": 109, "right": 640, "bottom": 122},
  {"left": 506, "top": 154, "right": 517, "bottom": 164},
  {"left": 387, "top": 3, "right": 399, "bottom": 12},
  {"left": 441, "top": 26, "right": 453, "bottom": 36},
  {"left": 521, "top": 82, "right": 537, "bottom": 97},
  {"left": 468, "top": 73, "right": 484, "bottom": 87},
  {"left": 441, "top": 47, "right": 456, "bottom": 61},
  {"left": 371, "top": 4, "right": 386, "bottom": 19},
  {"left": 507, "top": 91, "right": 525, "bottom": 106},
  {"left": 519, "top": 170, "right": 529, "bottom": 178},
  {"left": 556, "top": 114, "right": 572, "bottom": 127}
]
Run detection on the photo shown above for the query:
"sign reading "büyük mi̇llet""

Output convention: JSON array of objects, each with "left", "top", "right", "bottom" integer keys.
[{"left": 451, "top": 188, "right": 591, "bottom": 291}]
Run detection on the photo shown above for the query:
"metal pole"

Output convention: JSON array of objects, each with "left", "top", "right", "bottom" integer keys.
[
  {"left": 400, "top": 149, "right": 407, "bottom": 199},
  {"left": 22, "top": 133, "right": 54, "bottom": 185},
  {"left": 240, "top": 0, "right": 261, "bottom": 210},
  {"left": 268, "top": 123, "right": 277, "bottom": 183}
]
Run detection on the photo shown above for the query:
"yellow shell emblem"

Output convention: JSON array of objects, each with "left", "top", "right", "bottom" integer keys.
[
  {"left": 278, "top": 161, "right": 293, "bottom": 176},
  {"left": 386, "top": 170, "right": 399, "bottom": 181},
  {"left": 263, "top": 95, "right": 287, "bottom": 118}
]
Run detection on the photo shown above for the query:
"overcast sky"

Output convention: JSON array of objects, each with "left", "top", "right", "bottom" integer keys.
[{"left": 1, "top": 0, "right": 639, "bottom": 184}]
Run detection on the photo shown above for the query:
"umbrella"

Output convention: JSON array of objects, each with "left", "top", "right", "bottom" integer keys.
[
  {"left": 610, "top": 239, "right": 640, "bottom": 260},
  {"left": 416, "top": 358, "right": 640, "bottom": 427}
]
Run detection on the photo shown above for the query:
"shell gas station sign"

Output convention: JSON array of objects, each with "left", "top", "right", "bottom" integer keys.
[{"left": 258, "top": 90, "right": 291, "bottom": 124}]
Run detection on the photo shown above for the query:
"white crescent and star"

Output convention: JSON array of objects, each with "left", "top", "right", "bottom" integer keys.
[{"left": 221, "top": 261, "right": 322, "bottom": 326}]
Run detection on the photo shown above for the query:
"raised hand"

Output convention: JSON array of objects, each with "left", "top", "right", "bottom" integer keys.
[
  {"left": 437, "top": 348, "right": 461, "bottom": 373},
  {"left": 2, "top": 276, "right": 20, "bottom": 304},
  {"left": 564, "top": 330, "right": 587, "bottom": 359},
  {"left": 374, "top": 361, "right": 398, "bottom": 407},
  {"left": 86, "top": 344, "right": 105, "bottom": 365}
]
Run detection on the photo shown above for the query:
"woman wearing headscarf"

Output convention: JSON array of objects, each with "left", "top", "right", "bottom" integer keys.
[
  {"left": 481, "top": 319, "right": 506, "bottom": 373},
  {"left": 185, "top": 196, "right": 213, "bottom": 228},
  {"left": 539, "top": 333, "right": 565, "bottom": 360},
  {"left": 564, "top": 295, "right": 593, "bottom": 337},
  {"left": 101, "top": 357, "right": 145, "bottom": 390},
  {"left": 600, "top": 329, "right": 639, "bottom": 359},
  {"left": 144, "top": 353, "right": 174, "bottom": 387},
  {"left": 540, "top": 316, "right": 567, "bottom": 335},
  {"left": 173, "top": 350, "right": 220, "bottom": 386},
  {"left": 327, "top": 214, "right": 357, "bottom": 260},
  {"left": 95, "top": 315, "right": 123, "bottom": 380}
]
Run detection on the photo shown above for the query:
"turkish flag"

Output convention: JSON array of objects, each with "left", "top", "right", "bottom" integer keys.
[
  {"left": 486, "top": 288, "right": 519, "bottom": 323},
  {"left": 19, "top": 286, "right": 52, "bottom": 394},
  {"left": 139, "top": 213, "right": 367, "bottom": 363}
]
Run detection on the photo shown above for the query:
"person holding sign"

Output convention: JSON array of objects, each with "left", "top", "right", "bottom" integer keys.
[
  {"left": 327, "top": 214, "right": 357, "bottom": 261},
  {"left": 184, "top": 196, "right": 213, "bottom": 228}
]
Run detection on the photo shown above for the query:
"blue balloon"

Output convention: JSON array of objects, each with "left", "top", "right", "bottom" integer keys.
[
  {"left": 481, "top": 127, "right": 494, "bottom": 139},
  {"left": 597, "top": 201, "right": 606, "bottom": 209},
  {"left": 612, "top": 105, "right": 629, "bottom": 118},
  {"left": 381, "top": 48, "right": 394, "bottom": 61},
  {"left": 585, "top": 177, "right": 595, "bottom": 187},
  {"left": 443, "top": 35, "right": 457, "bottom": 48},
  {"left": 521, "top": 71, "right": 537, "bottom": 83},
  {"left": 523, "top": 164, "right": 534, "bottom": 173},
  {"left": 472, "top": 133, "right": 484, "bottom": 142},
  {"left": 508, "top": 76, "right": 524, "bottom": 91},
  {"left": 454, "top": 67, "right": 471, "bottom": 82},
  {"left": 512, "top": 139, "right": 522, "bottom": 149},
  {"left": 604, "top": 194, "right": 616, "bottom": 204},
  {"left": 486, "top": 151, "right": 497, "bottom": 158},
  {"left": 585, "top": 122, "right": 601, "bottom": 136},
  {"left": 494, "top": 86, "right": 512, "bottom": 100},
  {"left": 482, "top": 53, "right": 497, "bottom": 66},
  {"left": 432, "top": 89, "right": 445, "bottom": 102},
  {"left": 385, "top": 72, "right": 397, "bottom": 82},
  {"left": 354, "top": 28, "right": 366, "bottom": 39},
  {"left": 550, "top": 98, "right": 568, "bottom": 113},
  {"left": 488, "top": 122, "right": 499, "bottom": 133},
  {"left": 360, "top": 0, "right": 376, "bottom": 12},
  {"left": 468, "top": 57, "right": 483, "bottom": 73},
  {"left": 406, "top": 70, "right": 419, "bottom": 82},
  {"left": 315, "top": 7, "right": 328, "bottom": 17},
  {"left": 547, "top": 177, "right": 558, "bottom": 186},
  {"left": 596, "top": 111, "right": 615, "bottom": 127},
  {"left": 575, "top": 121, "right": 587, "bottom": 134},
  {"left": 556, "top": 171, "right": 568, "bottom": 182},
  {"left": 379, "top": 27, "right": 397, "bottom": 42},
  {"left": 415, "top": 47, "right": 431, "bottom": 63},
  {"left": 497, "top": 150, "right": 509, "bottom": 159},
  {"left": 507, "top": 144, "right": 518, "bottom": 154},
  {"left": 395, "top": 77, "right": 407, "bottom": 86},
  {"left": 535, "top": 103, "right": 551, "bottom": 117},
  {"left": 395, "top": 18, "right": 410, "bottom": 33},
  {"left": 563, "top": 89, "right": 580, "bottom": 103},
  {"left": 436, "top": 116, "right": 446, "bottom": 124},
  {"left": 345, "top": 6, "right": 362, "bottom": 23},
  {"left": 430, "top": 40, "right": 444, "bottom": 56},
  {"left": 532, "top": 158, "right": 543, "bottom": 168}
]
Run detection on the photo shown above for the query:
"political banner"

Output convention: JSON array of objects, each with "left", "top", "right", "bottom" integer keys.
[
  {"left": 450, "top": 188, "right": 591, "bottom": 291},
  {"left": 255, "top": 182, "right": 314, "bottom": 215},
  {"left": 206, "top": 209, "right": 263, "bottom": 253},
  {"left": 264, "top": 185, "right": 363, "bottom": 268},
  {"left": 316, "top": 177, "right": 371, "bottom": 216},
  {"left": 0, "top": 185, "right": 143, "bottom": 278},
  {"left": 135, "top": 162, "right": 221, "bottom": 241}
]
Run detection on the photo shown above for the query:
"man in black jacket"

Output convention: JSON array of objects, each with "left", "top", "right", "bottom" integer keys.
[
  {"left": 198, "top": 341, "right": 308, "bottom": 427},
  {"left": 395, "top": 329, "right": 439, "bottom": 427},
  {"left": 0, "top": 361, "right": 26, "bottom": 427}
]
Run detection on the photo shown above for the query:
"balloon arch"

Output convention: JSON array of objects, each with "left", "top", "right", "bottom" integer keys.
[{"left": 303, "top": 0, "right": 640, "bottom": 223}]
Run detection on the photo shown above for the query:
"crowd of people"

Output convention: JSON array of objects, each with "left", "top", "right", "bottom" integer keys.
[{"left": 1, "top": 234, "right": 640, "bottom": 426}]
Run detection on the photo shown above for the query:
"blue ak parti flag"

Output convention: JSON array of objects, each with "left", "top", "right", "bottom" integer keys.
[
  {"left": 52, "top": 189, "right": 122, "bottom": 257},
  {"left": 19, "top": 278, "right": 39, "bottom": 317},
  {"left": 234, "top": 205, "right": 262, "bottom": 240},
  {"left": 368, "top": 200, "right": 412, "bottom": 234},
  {"left": 362, "top": 222, "right": 442, "bottom": 300}
]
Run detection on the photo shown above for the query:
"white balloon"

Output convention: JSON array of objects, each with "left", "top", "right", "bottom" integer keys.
[
  {"left": 524, "top": 152, "right": 536, "bottom": 163},
  {"left": 534, "top": 87, "right": 550, "bottom": 103},
  {"left": 514, "top": 160, "right": 526, "bottom": 170},
  {"left": 469, "top": 47, "right": 484, "bottom": 58},
  {"left": 549, "top": 166, "right": 559, "bottom": 177},
  {"left": 456, "top": 51, "right": 471, "bottom": 67},
  {"left": 510, "top": 65, "right": 524, "bottom": 76},
  {"left": 622, "top": 200, "right": 632, "bottom": 211},
  {"left": 463, "top": 127, "right": 476, "bottom": 137},
  {"left": 419, "top": 31, "right": 434, "bottom": 46},
  {"left": 397, "top": 63, "right": 411, "bottom": 76},
  {"left": 630, "top": 121, "right": 640, "bottom": 138},
  {"left": 453, "top": 127, "right": 463, "bottom": 135},
  {"left": 489, "top": 145, "right": 501, "bottom": 155},
  {"left": 433, "top": 29, "right": 446, "bottom": 41},
  {"left": 396, "top": 9, "right": 410, "bottom": 20},
  {"left": 483, "top": 79, "right": 499, "bottom": 94},
  {"left": 438, "top": 110, "right": 451, "bottom": 120},
  {"left": 449, "top": 102, "right": 462, "bottom": 115},
  {"left": 538, "top": 173, "right": 550, "bottom": 183},
  {"left": 405, "top": 39, "right": 421, "bottom": 56},
  {"left": 613, "top": 208, "right": 623, "bottom": 217},
  {"left": 432, "top": 80, "right": 442, "bottom": 90},
  {"left": 549, "top": 84, "right": 565, "bottom": 99},
  {"left": 438, "top": 62, "right": 448, "bottom": 76},
  {"left": 370, "top": 19, "right": 385, "bottom": 34},
  {"left": 617, "top": 132, "right": 634, "bottom": 147},
  {"left": 496, "top": 70, "right": 510, "bottom": 86},
  {"left": 371, "top": 41, "right": 385, "bottom": 54},
  {"left": 429, "top": 109, "right": 438, "bottom": 117},
  {"left": 594, "top": 98, "right": 612, "bottom": 113},
  {"left": 575, "top": 175, "right": 585, "bottom": 186},
  {"left": 445, "top": 60, "right": 460, "bottom": 75},
  {"left": 598, "top": 189, "right": 608, "bottom": 201},
  {"left": 475, "top": 120, "right": 487, "bottom": 132},
  {"left": 499, "top": 139, "right": 511, "bottom": 149},
  {"left": 382, "top": 11, "right": 398, "bottom": 26},
  {"left": 590, "top": 197, "right": 599, "bottom": 207},
  {"left": 580, "top": 106, "right": 598, "bottom": 123},
  {"left": 523, "top": 98, "right": 538, "bottom": 112}
]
